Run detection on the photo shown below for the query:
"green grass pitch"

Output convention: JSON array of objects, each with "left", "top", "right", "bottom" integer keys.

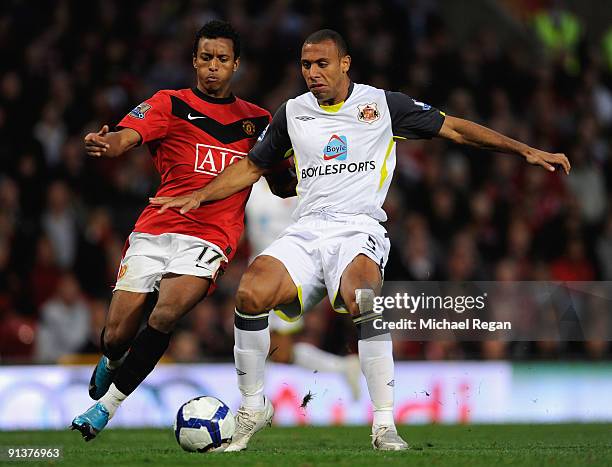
[{"left": 1, "top": 424, "right": 611, "bottom": 466}]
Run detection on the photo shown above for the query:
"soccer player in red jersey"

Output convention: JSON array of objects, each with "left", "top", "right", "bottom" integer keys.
[{"left": 71, "top": 21, "right": 270, "bottom": 441}]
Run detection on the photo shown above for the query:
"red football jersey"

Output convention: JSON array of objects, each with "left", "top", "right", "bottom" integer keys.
[{"left": 117, "top": 87, "right": 270, "bottom": 261}]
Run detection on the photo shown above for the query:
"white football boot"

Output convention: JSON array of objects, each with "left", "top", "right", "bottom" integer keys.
[
  {"left": 371, "top": 425, "right": 409, "bottom": 451},
  {"left": 225, "top": 397, "right": 274, "bottom": 452}
]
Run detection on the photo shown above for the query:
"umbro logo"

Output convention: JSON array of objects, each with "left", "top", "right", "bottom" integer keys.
[
  {"left": 236, "top": 368, "right": 246, "bottom": 375},
  {"left": 187, "top": 113, "right": 207, "bottom": 120},
  {"left": 295, "top": 115, "right": 315, "bottom": 121},
  {"left": 366, "top": 235, "right": 376, "bottom": 251},
  {"left": 387, "top": 380, "right": 395, "bottom": 387}
]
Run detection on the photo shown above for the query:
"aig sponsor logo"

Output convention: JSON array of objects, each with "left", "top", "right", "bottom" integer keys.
[{"left": 194, "top": 144, "right": 246, "bottom": 176}]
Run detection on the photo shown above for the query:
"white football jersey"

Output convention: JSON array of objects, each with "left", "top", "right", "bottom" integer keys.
[{"left": 249, "top": 83, "right": 445, "bottom": 222}]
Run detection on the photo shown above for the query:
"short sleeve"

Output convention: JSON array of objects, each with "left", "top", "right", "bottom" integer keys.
[
  {"left": 385, "top": 91, "right": 445, "bottom": 139},
  {"left": 248, "top": 102, "right": 292, "bottom": 169},
  {"left": 117, "top": 91, "right": 171, "bottom": 144}
]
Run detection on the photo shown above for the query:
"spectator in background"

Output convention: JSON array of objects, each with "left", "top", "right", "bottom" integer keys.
[
  {"left": 550, "top": 237, "right": 596, "bottom": 281},
  {"left": 0, "top": 177, "right": 20, "bottom": 221},
  {"left": 33, "top": 105, "right": 67, "bottom": 168},
  {"left": 596, "top": 213, "right": 612, "bottom": 280},
  {"left": 167, "top": 330, "right": 203, "bottom": 363},
  {"left": 13, "top": 143, "right": 46, "bottom": 224},
  {"left": 505, "top": 217, "right": 534, "bottom": 279},
  {"left": 35, "top": 272, "right": 90, "bottom": 363},
  {"left": 42, "top": 181, "right": 77, "bottom": 269},
  {"left": 565, "top": 142, "right": 607, "bottom": 226},
  {"left": 0, "top": 238, "right": 13, "bottom": 309},
  {"left": 30, "top": 236, "right": 61, "bottom": 310},
  {"left": 603, "top": 25, "right": 612, "bottom": 72},
  {"left": 532, "top": 2, "right": 582, "bottom": 74},
  {"left": 78, "top": 298, "right": 109, "bottom": 355},
  {"left": 74, "top": 208, "right": 115, "bottom": 298},
  {"left": 190, "top": 300, "right": 234, "bottom": 358},
  {"left": 469, "top": 189, "right": 500, "bottom": 262},
  {"left": 386, "top": 213, "right": 439, "bottom": 280}
]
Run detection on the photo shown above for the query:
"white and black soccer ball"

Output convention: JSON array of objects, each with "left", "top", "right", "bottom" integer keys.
[{"left": 173, "top": 396, "right": 235, "bottom": 453}]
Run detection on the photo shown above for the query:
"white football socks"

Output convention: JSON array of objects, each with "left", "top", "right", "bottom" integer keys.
[
  {"left": 358, "top": 336, "right": 395, "bottom": 429},
  {"left": 292, "top": 342, "right": 348, "bottom": 373},
  {"left": 99, "top": 383, "right": 127, "bottom": 419},
  {"left": 234, "top": 314, "right": 270, "bottom": 410}
]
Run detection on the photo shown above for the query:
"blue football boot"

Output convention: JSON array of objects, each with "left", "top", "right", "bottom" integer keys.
[
  {"left": 88, "top": 356, "right": 118, "bottom": 400},
  {"left": 71, "top": 402, "right": 110, "bottom": 441}
]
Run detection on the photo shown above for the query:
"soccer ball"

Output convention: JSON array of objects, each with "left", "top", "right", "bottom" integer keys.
[{"left": 173, "top": 396, "right": 235, "bottom": 452}]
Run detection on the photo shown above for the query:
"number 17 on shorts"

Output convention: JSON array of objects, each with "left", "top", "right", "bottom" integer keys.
[{"left": 195, "top": 245, "right": 225, "bottom": 277}]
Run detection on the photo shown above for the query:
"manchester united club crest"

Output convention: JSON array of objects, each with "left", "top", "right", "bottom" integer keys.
[
  {"left": 357, "top": 102, "right": 380, "bottom": 124},
  {"left": 243, "top": 120, "right": 256, "bottom": 136},
  {"left": 117, "top": 264, "right": 128, "bottom": 280}
]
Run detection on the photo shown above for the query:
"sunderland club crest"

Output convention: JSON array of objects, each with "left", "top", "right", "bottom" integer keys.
[{"left": 357, "top": 102, "right": 380, "bottom": 124}]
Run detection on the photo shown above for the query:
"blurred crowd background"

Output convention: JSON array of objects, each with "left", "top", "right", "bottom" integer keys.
[{"left": 1, "top": 0, "right": 611, "bottom": 363}]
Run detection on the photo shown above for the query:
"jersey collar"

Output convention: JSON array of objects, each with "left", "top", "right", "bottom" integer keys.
[
  {"left": 191, "top": 87, "right": 236, "bottom": 104},
  {"left": 318, "top": 81, "right": 354, "bottom": 113}
]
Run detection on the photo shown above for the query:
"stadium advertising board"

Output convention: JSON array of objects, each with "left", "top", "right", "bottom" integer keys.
[{"left": 1, "top": 362, "right": 611, "bottom": 430}]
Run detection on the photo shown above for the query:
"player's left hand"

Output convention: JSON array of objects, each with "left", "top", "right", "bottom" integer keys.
[
  {"left": 523, "top": 148, "right": 571, "bottom": 174},
  {"left": 149, "top": 192, "right": 202, "bottom": 214}
]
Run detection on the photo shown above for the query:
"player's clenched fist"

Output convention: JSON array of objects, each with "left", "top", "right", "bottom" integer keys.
[{"left": 84, "top": 125, "right": 111, "bottom": 157}]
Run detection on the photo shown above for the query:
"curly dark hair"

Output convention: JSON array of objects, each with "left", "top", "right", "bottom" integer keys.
[{"left": 192, "top": 20, "right": 241, "bottom": 59}]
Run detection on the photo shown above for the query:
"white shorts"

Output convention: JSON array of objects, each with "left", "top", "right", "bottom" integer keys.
[
  {"left": 269, "top": 312, "right": 304, "bottom": 334},
  {"left": 259, "top": 213, "right": 390, "bottom": 321},
  {"left": 114, "top": 232, "right": 227, "bottom": 293}
]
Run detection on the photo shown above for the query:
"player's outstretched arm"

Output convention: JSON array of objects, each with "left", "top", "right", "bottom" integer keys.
[
  {"left": 150, "top": 156, "right": 265, "bottom": 214},
  {"left": 438, "top": 115, "right": 571, "bottom": 174},
  {"left": 84, "top": 125, "right": 141, "bottom": 158}
]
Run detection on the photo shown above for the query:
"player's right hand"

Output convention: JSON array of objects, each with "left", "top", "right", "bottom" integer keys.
[
  {"left": 84, "top": 125, "right": 111, "bottom": 157},
  {"left": 149, "top": 192, "right": 203, "bottom": 214}
]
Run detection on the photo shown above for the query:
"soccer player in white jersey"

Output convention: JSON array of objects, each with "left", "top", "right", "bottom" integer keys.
[
  {"left": 152, "top": 29, "right": 570, "bottom": 451},
  {"left": 246, "top": 179, "right": 362, "bottom": 399}
]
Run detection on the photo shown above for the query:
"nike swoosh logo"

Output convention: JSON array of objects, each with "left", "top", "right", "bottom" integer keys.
[
  {"left": 187, "top": 113, "right": 206, "bottom": 120},
  {"left": 323, "top": 152, "right": 346, "bottom": 160}
]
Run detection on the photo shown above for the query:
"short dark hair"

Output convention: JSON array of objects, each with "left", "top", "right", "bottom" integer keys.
[
  {"left": 193, "top": 20, "right": 241, "bottom": 59},
  {"left": 303, "top": 29, "right": 349, "bottom": 56}
]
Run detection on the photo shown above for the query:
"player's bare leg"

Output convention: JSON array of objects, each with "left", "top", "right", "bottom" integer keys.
[
  {"left": 72, "top": 274, "right": 210, "bottom": 441},
  {"left": 339, "top": 254, "right": 408, "bottom": 451},
  {"left": 225, "top": 255, "right": 298, "bottom": 452},
  {"left": 269, "top": 332, "right": 294, "bottom": 363},
  {"left": 88, "top": 291, "right": 156, "bottom": 400}
]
